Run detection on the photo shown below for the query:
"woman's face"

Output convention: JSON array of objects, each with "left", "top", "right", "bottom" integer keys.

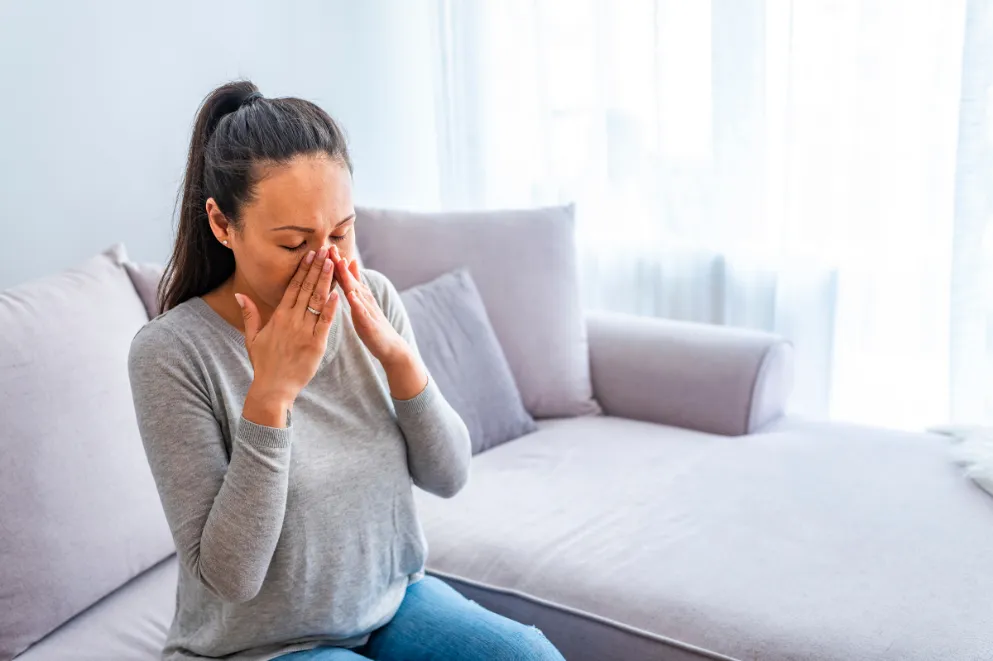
[{"left": 209, "top": 154, "right": 356, "bottom": 310}]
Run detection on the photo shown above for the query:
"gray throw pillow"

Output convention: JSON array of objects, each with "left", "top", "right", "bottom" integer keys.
[{"left": 401, "top": 269, "right": 537, "bottom": 454}]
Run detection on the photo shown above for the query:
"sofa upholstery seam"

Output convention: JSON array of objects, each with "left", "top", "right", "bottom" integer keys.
[{"left": 426, "top": 569, "right": 741, "bottom": 661}]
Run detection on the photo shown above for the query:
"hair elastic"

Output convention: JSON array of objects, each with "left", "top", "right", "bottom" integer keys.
[{"left": 241, "top": 91, "right": 264, "bottom": 106}]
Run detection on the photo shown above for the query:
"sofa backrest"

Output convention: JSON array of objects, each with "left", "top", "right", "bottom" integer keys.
[
  {"left": 355, "top": 205, "right": 601, "bottom": 419},
  {"left": 0, "top": 244, "right": 174, "bottom": 660}
]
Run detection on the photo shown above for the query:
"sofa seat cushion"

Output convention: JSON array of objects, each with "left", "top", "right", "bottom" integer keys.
[
  {"left": 414, "top": 416, "right": 993, "bottom": 661},
  {"left": 16, "top": 556, "right": 177, "bottom": 661}
]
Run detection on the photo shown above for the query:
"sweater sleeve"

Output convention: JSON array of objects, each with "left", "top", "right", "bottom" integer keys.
[
  {"left": 127, "top": 323, "right": 293, "bottom": 603},
  {"left": 363, "top": 270, "right": 472, "bottom": 498}
]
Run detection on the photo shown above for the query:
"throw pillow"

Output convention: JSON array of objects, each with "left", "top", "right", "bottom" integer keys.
[
  {"left": 401, "top": 269, "right": 537, "bottom": 454},
  {"left": 0, "top": 244, "right": 174, "bottom": 659}
]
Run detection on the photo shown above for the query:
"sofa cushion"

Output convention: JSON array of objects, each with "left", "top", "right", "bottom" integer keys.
[
  {"left": 400, "top": 269, "right": 537, "bottom": 454},
  {"left": 123, "top": 260, "right": 164, "bottom": 319},
  {"left": 0, "top": 244, "right": 174, "bottom": 660},
  {"left": 356, "top": 205, "right": 601, "bottom": 419},
  {"left": 414, "top": 416, "right": 993, "bottom": 661},
  {"left": 15, "top": 556, "right": 177, "bottom": 661}
]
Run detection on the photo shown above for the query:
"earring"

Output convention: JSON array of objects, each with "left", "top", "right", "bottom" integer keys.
[{"left": 222, "top": 240, "right": 229, "bottom": 246}]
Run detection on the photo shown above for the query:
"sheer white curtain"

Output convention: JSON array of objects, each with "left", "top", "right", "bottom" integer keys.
[
  {"left": 431, "top": 0, "right": 993, "bottom": 431},
  {"left": 951, "top": 0, "right": 993, "bottom": 426}
]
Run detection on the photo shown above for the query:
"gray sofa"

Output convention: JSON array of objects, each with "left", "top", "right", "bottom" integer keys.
[{"left": 3, "top": 224, "right": 993, "bottom": 660}]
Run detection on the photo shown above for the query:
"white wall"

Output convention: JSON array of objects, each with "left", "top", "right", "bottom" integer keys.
[{"left": 0, "top": 0, "right": 442, "bottom": 288}]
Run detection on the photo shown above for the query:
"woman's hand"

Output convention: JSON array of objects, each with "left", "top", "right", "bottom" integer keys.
[
  {"left": 331, "top": 248, "right": 427, "bottom": 399},
  {"left": 236, "top": 248, "right": 339, "bottom": 424},
  {"left": 330, "top": 247, "right": 408, "bottom": 366}
]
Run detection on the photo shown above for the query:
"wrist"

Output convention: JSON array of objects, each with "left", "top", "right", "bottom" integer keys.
[
  {"left": 243, "top": 384, "right": 294, "bottom": 428},
  {"left": 381, "top": 348, "right": 428, "bottom": 401},
  {"left": 380, "top": 344, "right": 416, "bottom": 373}
]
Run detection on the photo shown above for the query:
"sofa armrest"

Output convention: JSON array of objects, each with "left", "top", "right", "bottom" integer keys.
[{"left": 586, "top": 311, "right": 793, "bottom": 436}]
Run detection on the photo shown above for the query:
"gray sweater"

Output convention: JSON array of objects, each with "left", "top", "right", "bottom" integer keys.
[{"left": 128, "top": 268, "right": 471, "bottom": 661}]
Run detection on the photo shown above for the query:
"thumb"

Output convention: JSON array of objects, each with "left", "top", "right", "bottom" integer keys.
[{"left": 234, "top": 293, "right": 261, "bottom": 344}]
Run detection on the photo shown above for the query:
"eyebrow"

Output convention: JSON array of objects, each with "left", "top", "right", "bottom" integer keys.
[{"left": 271, "top": 214, "right": 355, "bottom": 232}]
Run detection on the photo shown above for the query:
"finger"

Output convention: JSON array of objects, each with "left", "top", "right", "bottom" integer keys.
[
  {"left": 308, "top": 254, "right": 335, "bottom": 314},
  {"left": 348, "top": 287, "right": 368, "bottom": 318},
  {"left": 346, "top": 260, "right": 377, "bottom": 306},
  {"left": 295, "top": 247, "right": 329, "bottom": 311},
  {"left": 315, "top": 290, "right": 340, "bottom": 337},
  {"left": 234, "top": 293, "right": 261, "bottom": 345},
  {"left": 280, "top": 250, "right": 316, "bottom": 309},
  {"left": 327, "top": 245, "right": 343, "bottom": 292},
  {"left": 335, "top": 255, "right": 360, "bottom": 298}
]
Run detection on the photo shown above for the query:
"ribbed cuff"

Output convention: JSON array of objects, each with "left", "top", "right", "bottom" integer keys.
[
  {"left": 237, "top": 416, "right": 293, "bottom": 449},
  {"left": 392, "top": 375, "right": 440, "bottom": 418}
]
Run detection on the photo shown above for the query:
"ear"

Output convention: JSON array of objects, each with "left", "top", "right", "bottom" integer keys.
[{"left": 205, "top": 198, "right": 232, "bottom": 245}]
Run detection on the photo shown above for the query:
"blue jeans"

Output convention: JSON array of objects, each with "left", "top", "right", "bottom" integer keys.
[{"left": 275, "top": 576, "right": 565, "bottom": 660}]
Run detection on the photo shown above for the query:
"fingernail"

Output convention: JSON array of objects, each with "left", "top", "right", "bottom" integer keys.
[
  {"left": 234, "top": 293, "right": 244, "bottom": 308},
  {"left": 329, "top": 290, "right": 339, "bottom": 302},
  {"left": 305, "top": 250, "right": 316, "bottom": 264},
  {"left": 320, "top": 247, "right": 330, "bottom": 259},
  {"left": 323, "top": 257, "right": 332, "bottom": 272}
]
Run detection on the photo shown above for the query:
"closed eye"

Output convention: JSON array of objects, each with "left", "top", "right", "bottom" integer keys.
[
  {"left": 330, "top": 225, "right": 353, "bottom": 243},
  {"left": 282, "top": 227, "right": 350, "bottom": 251}
]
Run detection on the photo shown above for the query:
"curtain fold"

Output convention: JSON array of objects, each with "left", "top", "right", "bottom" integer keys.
[{"left": 950, "top": 0, "right": 993, "bottom": 425}]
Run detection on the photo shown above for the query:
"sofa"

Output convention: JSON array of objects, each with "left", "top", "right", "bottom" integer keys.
[{"left": 3, "top": 207, "right": 993, "bottom": 661}]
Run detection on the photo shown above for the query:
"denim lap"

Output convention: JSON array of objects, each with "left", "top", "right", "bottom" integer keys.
[
  {"left": 364, "top": 576, "right": 565, "bottom": 661},
  {"left": 275, "top": 576, "right": 564, "bottom": 660},
  {"left": 276, "top": 646, "right": 368, "bottom": 659}
]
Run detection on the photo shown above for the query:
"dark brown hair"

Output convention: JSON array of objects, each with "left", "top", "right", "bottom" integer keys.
[{"left": 159, "top": 80, "right": 352, "bottom": 312}]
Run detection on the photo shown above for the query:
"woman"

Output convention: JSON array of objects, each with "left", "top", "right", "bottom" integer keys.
[{"left": 128, "top": 81, "right": 565, "bottom": 661}]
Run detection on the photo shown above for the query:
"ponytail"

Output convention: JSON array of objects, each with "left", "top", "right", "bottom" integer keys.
[{"left": 159, "top": 80, "right": 351, "bottom": 312}]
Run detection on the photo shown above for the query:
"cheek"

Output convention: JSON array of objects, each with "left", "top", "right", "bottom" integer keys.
[
  {"left": 249, "top": 252, "right": 302, "bottom": 305},
  {"left": 337, "top": 231, "right": 357, "bottom": 262}
]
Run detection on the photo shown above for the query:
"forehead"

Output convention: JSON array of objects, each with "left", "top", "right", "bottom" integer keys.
[{"left": 247, "top": 155, "right": 352, "bottom": 227}]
